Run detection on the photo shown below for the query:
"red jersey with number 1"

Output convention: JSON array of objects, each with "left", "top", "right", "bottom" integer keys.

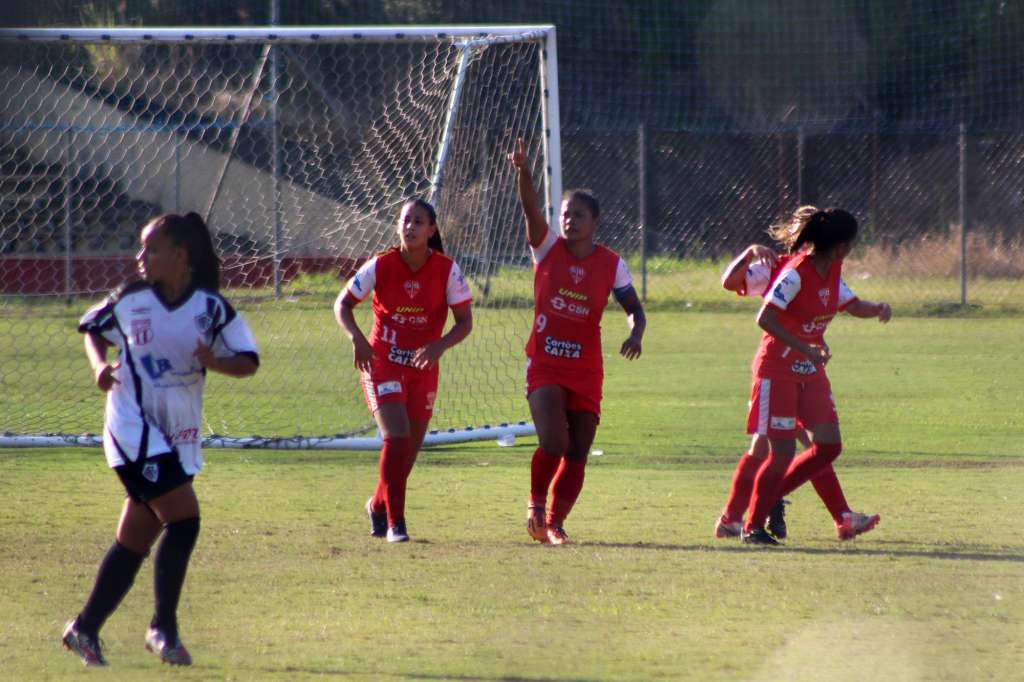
[
  {"left": 526, "top": 231, "right": 632, "bottom": 377},
  {"left": 751, "top": 252, "right": 857, "bottom": 381},
  {"left": 346, "top": 248, "right": 472, "bottom": 370}
]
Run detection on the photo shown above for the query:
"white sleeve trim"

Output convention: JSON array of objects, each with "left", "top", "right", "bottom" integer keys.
[
  {"left": 446, "top": 260, "right": 473, "bottom": 306},
  {"left": 529, "top": 229, "right": 559, "bottom": 264},
  {"left": 838, "top": 277, "right": 857, "bottom": 307},
  {"left": 613, "top": 257, "right": 633, "bottom": 290},
  {"left": 767, "top": 268, "right": 801, "bottom": 310},
  {"left": 744, "top": 262, "right": 773, "bottom": 297},
  {"left": 346, "top": 257, "right": 378, "bottom": 302}
]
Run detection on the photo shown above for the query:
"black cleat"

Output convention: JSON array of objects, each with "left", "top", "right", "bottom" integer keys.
[
  {"left": 365, "top": 498, "right": 387, "bottom": 538},
  {"left": 742, "top": 527, "right": 780, "bottom": 546},
  {"left": 767, "top": 498, "right": 789, "bottom": 540}
]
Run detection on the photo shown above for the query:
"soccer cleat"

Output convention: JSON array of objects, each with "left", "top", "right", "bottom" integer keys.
[
  {"left": 546, "top": 526, "right": 571, "bottom": 545},
  {"left": 527, "top": 505, "right": 549, "bottom": 543},
  {"left": 387, "top": 521, "right": 409, "bottom": 543},
  {"left": 837, "top": 511, "right": 880, "bottom": 541},
  {"left": 714, "top": 515, "right": 743, "bottom": 539},
  {"left": 62, "top": 619, "right": 107, "bottom": 667},
  {"left": 741, "top": 527, "right": 780, "bottom": 546},
  {"left": 145, "top": 626, "right": 192, "bottom": 666},
  {"left": 365, "top": 497, "right": 387, "bottom": 538},
  {"left": 766, "top": 498, "right": 790, "bottom": 540}
]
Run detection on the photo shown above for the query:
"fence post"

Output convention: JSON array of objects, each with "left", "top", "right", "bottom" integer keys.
[
  {"left": 637, "top": 122, "right": 647, "bottom": 302},
  {"left": 270, "top": 0, "right": 283, "bottom": 297},
  {"left": 62, "top": 128, "right": 74, "bottom": 304},
  {"left": 959, "top": 121, "right": 967, "bottom": 306}
]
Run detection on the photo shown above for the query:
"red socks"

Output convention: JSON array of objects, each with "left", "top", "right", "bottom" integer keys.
[
  {"left": 744, "top": 453, "right": 790, "bottom": 532},
  {"left": 529, "top": 447, "right": 562, "bottom": 508},
  {"left": 378, "top": 436, "right": 412, "bottom": 526},
  {"left": 723, "top": 452, "right": 761, "bottom": 522},
  {"left": 778, "top": 443, "right": 843, "bottom": 499},
  {"left": 548, "top": 458, "right": 586, "bottom": 528},
  {"left": 809, "top": 466, "right": 850, "bottom": 523}
]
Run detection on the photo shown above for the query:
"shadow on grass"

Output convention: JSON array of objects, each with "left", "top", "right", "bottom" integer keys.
[
  {"left": 584, "top": 540, "right": 1024, "bottom": 562},
  {"left": 259, "top": 668, "right": 599, "bottom": 682}
]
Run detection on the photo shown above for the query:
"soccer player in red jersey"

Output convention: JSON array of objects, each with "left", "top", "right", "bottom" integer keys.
[
  {"left": 739, "top": 207, "right": 891, "bottom": 545},
  {"left": 508, "top": 139, "right": 646, "bottom": 545},
  {"left": 334, "top": 199, "right": 473, "bottom": 543}
]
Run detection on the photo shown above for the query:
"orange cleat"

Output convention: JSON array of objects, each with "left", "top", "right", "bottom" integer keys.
[{"left": 527, "top": 505, "right": 549, "bottom": 544}]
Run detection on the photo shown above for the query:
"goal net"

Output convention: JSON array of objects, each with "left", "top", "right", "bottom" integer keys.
[{"left": 0, "top": 26, "right": 560, "bottom": 448}]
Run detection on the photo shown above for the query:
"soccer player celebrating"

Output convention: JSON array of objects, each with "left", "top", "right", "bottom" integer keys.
[
  {"left": 334, "top": 199, "right": 472, "bottom": 543},
  {"left": 508, "top": 139, "right": 646, "bottom": 545},
  {"left": 64, "top": 212, "right": 259, "bottom": 667},
  {"left": 740, "top": 207, "right": 891, "bottom": 545}
]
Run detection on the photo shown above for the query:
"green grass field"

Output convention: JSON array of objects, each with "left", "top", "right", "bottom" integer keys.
[{"left": 1, "top": 304, "right": 1022, "bottom": 681}]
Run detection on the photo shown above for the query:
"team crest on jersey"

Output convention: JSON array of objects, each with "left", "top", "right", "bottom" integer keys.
[
  {"left": 404, "top": 280, "right": 421, "bottom": 299},
  {"left": 818, "top": 288, "right": 831, "bottom": 306},
  {"left": 194, "top": 312, "right": 214, "bottom": 333},
  {"left": 130, "top": 318, "right": 153, "bottom": 345},
  {"left": 569, "top": 265, "right": 586, "bottom": 285},
  {"left": 142, "top": 462, "right": 159, "bottom": 482}
]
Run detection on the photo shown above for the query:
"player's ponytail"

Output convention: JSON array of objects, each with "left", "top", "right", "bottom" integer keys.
[
  {"left": 772, "top": 206, "right": 857, "bottom": 256},
  {"left": 153, "top": 212, "right": 222, "bottom": 292},
  {"left": 183, "top": 212, "right": 221, "bottom": 291}
]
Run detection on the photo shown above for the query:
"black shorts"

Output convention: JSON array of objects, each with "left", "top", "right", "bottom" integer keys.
[{"left": 114, "top": 453, "right": 194, "bottom": 504}]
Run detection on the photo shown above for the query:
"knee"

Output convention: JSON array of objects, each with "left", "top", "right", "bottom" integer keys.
[
  {"left": 815, "top": 442, "right": 842, "bottom": 463},
  {"left": 565, "top": 441, "right": 589, "bottom": 462},
  {"left": 538, "top": 433, "right": 568, "bottom": 457},
  {"left": 163, "top": 517, "right": 201, "bottom": 552}
]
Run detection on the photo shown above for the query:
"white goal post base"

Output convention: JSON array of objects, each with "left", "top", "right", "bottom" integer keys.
[{"left": 0, "top": 422, "right": 536, "bottom": 451}]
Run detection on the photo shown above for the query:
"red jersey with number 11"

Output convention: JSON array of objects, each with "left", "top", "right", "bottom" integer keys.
[{"left": 346, "top": 249, "right": 471, "bottom": 371}]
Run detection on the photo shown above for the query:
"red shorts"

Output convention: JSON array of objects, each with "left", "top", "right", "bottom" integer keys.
[
  {"left": 361, "top": 365, "right": 438, "bottom": 423},
  {"left": 525, "top": 359, "right": 603, "bottom": 416},
  {"left": 746, "top": 374, "right": 837, "bottom": 438}
]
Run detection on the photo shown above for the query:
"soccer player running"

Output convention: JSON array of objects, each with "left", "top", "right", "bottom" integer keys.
[
  {"left": 741, "top": 207, "right": 891, "bottom": 545},
  {"left": 508, "top": 139, "right": 646, "bottom": 545},
  {"left": 335, "top": 199, "right": 472, "bottom": 543},
  {"left": 64, "top": 213, "right": 259, "bottom": 667}
]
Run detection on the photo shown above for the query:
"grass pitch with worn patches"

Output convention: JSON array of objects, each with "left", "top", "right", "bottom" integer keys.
[{"left": 1, "top": 311, "right": 1022, "bottom": 680}]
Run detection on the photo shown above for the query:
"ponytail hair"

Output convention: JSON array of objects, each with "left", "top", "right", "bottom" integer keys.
[
  {"left": 768, "top": 205, "right": 857, "bottom": 256},
  {"left": 149, "top": 212, "right": 221, "bottom": 291}
]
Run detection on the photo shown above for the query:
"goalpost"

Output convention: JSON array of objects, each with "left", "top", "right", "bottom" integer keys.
[{"left": 0, "top": 26, "right": 561, "bottom": 449}]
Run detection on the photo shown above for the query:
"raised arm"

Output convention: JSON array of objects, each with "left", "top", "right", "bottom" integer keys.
[
  {"left": 721, "top": 245, "right": 778, "bottom": 292},
  {"left": 507, "top": 138, "right": 550, "bottom": 248}
]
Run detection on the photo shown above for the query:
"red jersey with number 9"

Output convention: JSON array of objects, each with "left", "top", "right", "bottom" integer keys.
[
  {"left": 752, "top": 252, "right": 857, "bottom": 380},
  {"left": 526, "top": 233, "right": 631, "bottom": 377},
  {"left": 346, "top": 248, "right": 472, "bottom": 371}
]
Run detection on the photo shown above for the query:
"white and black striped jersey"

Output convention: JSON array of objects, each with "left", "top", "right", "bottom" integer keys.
[{"left": 79, "top": 282, "right": 259, "bottom": 475}]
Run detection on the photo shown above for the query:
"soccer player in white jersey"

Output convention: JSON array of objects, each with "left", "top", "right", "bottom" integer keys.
[
  {"left": 335, "top": 199, "right": 472, "bottom": 543},
  {"left": 62, "top": 212, "right": 258, "bottom": 667}
]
